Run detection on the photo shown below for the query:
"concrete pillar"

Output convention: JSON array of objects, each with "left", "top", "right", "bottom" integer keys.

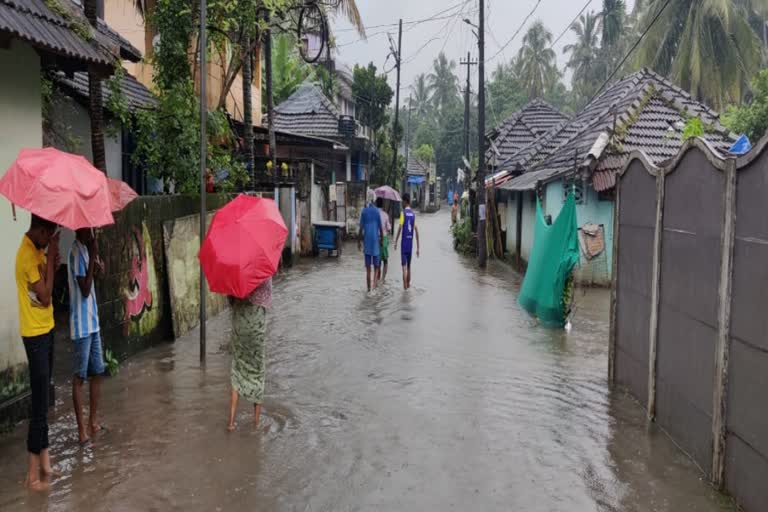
[
  {"left": 711, "top": 159, "right": 737, "bottom": 489},
  {"left": 346, "top": 152, "right": 352, "bottom": 182},
  {"left": 647, "top": 168, "right": 666, "bottom": 421},
  {"left": 608, "top": 178, "right": 621, "bottom": 385}
]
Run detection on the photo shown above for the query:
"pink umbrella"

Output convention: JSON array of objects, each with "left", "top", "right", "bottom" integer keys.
[
  {"left": 374, "top": 185, "right": 402, "bottom": 202},
  {"left": 0, "top": 148, "right": 113, "bottom": 229},
  {"left": 108, "top": 178, "right": 138, "bottom": 212}
]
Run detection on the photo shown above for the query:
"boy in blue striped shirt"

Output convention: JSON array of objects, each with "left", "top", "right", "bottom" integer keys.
[{"left": 67, "top": 228, "right": 105, "bottom": 445}]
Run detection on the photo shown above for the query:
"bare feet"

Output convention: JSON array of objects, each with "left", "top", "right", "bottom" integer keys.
[
  {"left": 227, "top": 422, "right": 236, "bottom": 432},
  {"left": 89, "top": 424, "right": 104, "bottom": 436},
  {"left": 25, "top": 475, "right": 50, "bottom": 492},
  {"left": 253, "top": 404, "right": 262, "bottom": 428}
]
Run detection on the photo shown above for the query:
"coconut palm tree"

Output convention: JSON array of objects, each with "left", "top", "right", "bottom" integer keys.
[
  {"left": 428, "top": 53, "right": 460, "bottom": 114},
  {"left": 600, "top": 0, "right": 626, "bottom": 47},
  {"left": 564, "top": 12, "right": 601, "bottom": 107},
  {"left": 517, "top": 21, "right": 558, "bottom": 99},
  {"left": 411, "top": 74, "right": 433, "bottom": 119},
  {"left": 635, "top": 0, "right": 764, "bottom": 109}
]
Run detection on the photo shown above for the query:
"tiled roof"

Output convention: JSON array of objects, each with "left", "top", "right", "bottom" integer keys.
[
  {"left": 54, "top": 69, "right": 156, "bottom": 112},
  {"left": 0, "top": 0, "right": 113, "bottom": 67},
  {"left": 487, "top": 99, "right": 569, "bottom": 165},
  {"left": 501, "top": 69, "right": 737, "bottom": 192},
  {"left": 272, "top": 82, "right": 341, "bottom": 138},
  {"left": 406, "top": 154, "right": 431, "bottom": 176},
  {"left": 96, "top": 18, "right": 141, "bottom": 62}
]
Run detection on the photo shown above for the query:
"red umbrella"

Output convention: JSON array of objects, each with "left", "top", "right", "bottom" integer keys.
[
  {"left": 0, "top": 147, "right": 113, "bottom": 229},
  {"left": 199, "top": 194, "right": 287, "bottom": 299},
  {"left": 108, "top": 178, "right": 138, "bottom": 212}
]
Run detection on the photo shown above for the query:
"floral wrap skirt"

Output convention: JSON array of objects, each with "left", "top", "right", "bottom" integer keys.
[{"left": 230, "top": 301, "right": 267, "bottom": 404}]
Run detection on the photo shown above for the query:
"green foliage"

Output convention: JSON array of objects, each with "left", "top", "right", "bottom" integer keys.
[
  {"left": 634, "top": 0, "right": 764, "bottom": 109},
  {"left": 352, "top": 63, "right": 394, "bottom": 132},
  {"left": 517, "top": 21, "right": 559, "bottom": 99},
  {"left": 722, "top": 68, "right": 768, "bottom": 141},
  {"left": 682, "top": 117, "right": 705, "bottom": 141},
  {"left": 415, "top": 144, "right": 435, "bottom": 165},
  {"left": 133, "top": 0, "right": 250, "bottom": 194},
  {"left": 562, "top": 272, "right": 574, "bottom": 320},
  {"left": 104, "top": 349, "right": 119, "bottom": 376},
  {"left": 44, "top": 0, "right": 93, "bottom": 41},
  {"left": 104, "top": 66, "right": 132, "bottom": 137},
  {"left": 269, "top": 33, "right": 312, "bottom": 105},
  {"left": 451, "top": 216, "right": 473, "bottom": 254},
  {"left": 429, "top": 53, "right": 461, "bottom": 114}
]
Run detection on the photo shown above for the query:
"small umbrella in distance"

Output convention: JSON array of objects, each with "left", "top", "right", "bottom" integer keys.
[
  {"left": 199, "top": 194, "right": 288, "bottom": 299},
  {"left": 0, "top": 147, "right": 114, "bottom": 229},
  {"left": 374, "top": 185, "right": 402, "bottom": 202}
]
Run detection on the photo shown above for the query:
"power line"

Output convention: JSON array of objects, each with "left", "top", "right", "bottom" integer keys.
[
  {"left": 549, "top": 0, "right": 594, "bottom": 50},
  {"left": 587, "top": 0, "right": 673, "bottom": 104},
  {"left": 333, "top": 0, "right": 470, "bottom": 33},
  {"left": 485, "top": 0, "right": 542, "bottom": 64}
]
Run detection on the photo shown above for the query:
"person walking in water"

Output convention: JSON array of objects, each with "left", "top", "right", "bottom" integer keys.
[
  {"left": 68, "top": 228, "right": 106, "bottom": 446},
  {"left": 394, "top": 194, "right": 420, "bottom": 290},
  {"left": 376, "top": 197, "right": 392, "bottom": 283},
  {"left": 228, "top": 277, "right": 272, "bottom": 431},
  {"left": 358, "top": 190, "right": 383, "bottom": 291},
  {"left": 15, "top": 215, "right": 59, "bottom": 491}
]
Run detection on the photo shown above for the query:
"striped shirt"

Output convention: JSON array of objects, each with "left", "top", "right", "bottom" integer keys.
[{"left": 68, "top": 240, "right": 100, "bottom": 339}]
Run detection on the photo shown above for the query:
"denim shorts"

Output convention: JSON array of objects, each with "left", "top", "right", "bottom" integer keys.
[{"left": 72, "top": 331, "right": 105, "bottom": 381}]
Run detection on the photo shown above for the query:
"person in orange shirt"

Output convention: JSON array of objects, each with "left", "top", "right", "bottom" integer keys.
[{"left": 15, "top": 214, "right": 59, "bottom": 491}]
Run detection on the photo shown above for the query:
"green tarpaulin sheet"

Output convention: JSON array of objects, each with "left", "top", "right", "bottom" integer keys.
[{"left": 518, "top": 190, "right": 580, "bottom": 327}]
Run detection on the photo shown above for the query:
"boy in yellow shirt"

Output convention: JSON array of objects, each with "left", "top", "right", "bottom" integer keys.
[{"left": 15, "top": 214, "right": 59, "bottom": 491}]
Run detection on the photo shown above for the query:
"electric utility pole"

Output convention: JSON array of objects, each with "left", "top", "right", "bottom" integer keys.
[
  {"left": 459, "top": 52, "right": 477, "bottom": 195},
  {"left": 199, "top": 0, "right": 207, "bottom": 363},
  {"left": 389, "top": 19, "right": 403, "bottom": 188},
  {"left": 476, "top": 0, "right": 487, "bottom": 268}
]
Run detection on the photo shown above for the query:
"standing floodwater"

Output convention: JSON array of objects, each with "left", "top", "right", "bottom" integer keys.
[{"left": 0, "top": 210, "right": 734, "bottom": 511}]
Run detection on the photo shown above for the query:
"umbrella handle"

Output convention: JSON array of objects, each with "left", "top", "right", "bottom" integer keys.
[{"left": 11, "top": 203, "right": 16, "bottom": 222}]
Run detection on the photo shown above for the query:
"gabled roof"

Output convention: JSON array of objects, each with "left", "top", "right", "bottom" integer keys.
[
  {"left": 273, "top": 82, "right": 340, "bottom": 138},
  {"left": 501, "top": 69, "right": 737, "bottom": 192},
  {"left": 0, "top": 0, "right": 114, "bottom": 68},
  {"left": 406, "top": 154, "right": 431, "bottom": 176},
  {"left": 53, "top": 70, "right": 156, "bottom": 112},
  {"left": 487, "top": 99, "right": 569, "bottom": 164}
]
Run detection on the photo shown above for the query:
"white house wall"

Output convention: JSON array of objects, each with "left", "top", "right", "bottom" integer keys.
[
  {"left": 0, "top": 41, "right": 42, "bottom": 376},
  {"left": 505, "top": 192, "right": 536, "bottom": 263}
]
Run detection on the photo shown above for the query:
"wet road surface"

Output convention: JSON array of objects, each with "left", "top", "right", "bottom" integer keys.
[{"left": 0, "top": 209, "right": 735, "bottom": 511}]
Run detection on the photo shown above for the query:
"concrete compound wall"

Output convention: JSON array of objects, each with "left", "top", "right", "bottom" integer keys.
[
  {"left": 91, "top": 194, "right": 232, "bottom": 360},
  {"left": 610, "top": 139, "right": 768, "bottom": 512}
]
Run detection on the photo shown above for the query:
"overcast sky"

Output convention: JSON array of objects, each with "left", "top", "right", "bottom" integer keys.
[{"left": 330, "top": 0, "right": 637, "bottom": 97}]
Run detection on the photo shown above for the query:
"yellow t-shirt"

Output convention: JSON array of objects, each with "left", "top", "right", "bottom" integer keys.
[{"left": 16, "top": 235, "right": 54, "bottom": 337}]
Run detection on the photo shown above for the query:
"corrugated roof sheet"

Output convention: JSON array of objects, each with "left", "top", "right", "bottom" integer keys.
[
  {"left": 501, "top": 69, "right": 737, "bottom": 192},
  {"left": 54, "top": 70, "right": 156, "bottom": 111},
  {"left": 272, "top": 82, "right": 341, "bottom": 138},
  {"left": 0, "top": 0, "right": 112, "bottom": 66},
  {"left": 406, "top": 154, "right": 431, "bottom": 176}
]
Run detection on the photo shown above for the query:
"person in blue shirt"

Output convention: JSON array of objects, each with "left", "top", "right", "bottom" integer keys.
[
  {"left": 67, "top": 228, "right": 106, "bottom": 445},
  {"left": 358, "top": 190, "right": 383, "bottom": 291},
  {"left": 394, "top": 193, "right": 420, "bottom": 290}
]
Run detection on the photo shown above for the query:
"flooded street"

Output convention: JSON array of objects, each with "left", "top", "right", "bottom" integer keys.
[{"left": 0, "top": 210, "right": 733, "bottom": 512}]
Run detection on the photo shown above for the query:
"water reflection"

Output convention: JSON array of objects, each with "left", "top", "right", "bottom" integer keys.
[{"left": 0, "top": 210, "right": 736, "bottom": 511}]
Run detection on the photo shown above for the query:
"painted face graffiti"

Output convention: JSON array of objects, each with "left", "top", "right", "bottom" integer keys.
[{"left": 125, "top": 226, "right": 152, "bottom": 320}]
